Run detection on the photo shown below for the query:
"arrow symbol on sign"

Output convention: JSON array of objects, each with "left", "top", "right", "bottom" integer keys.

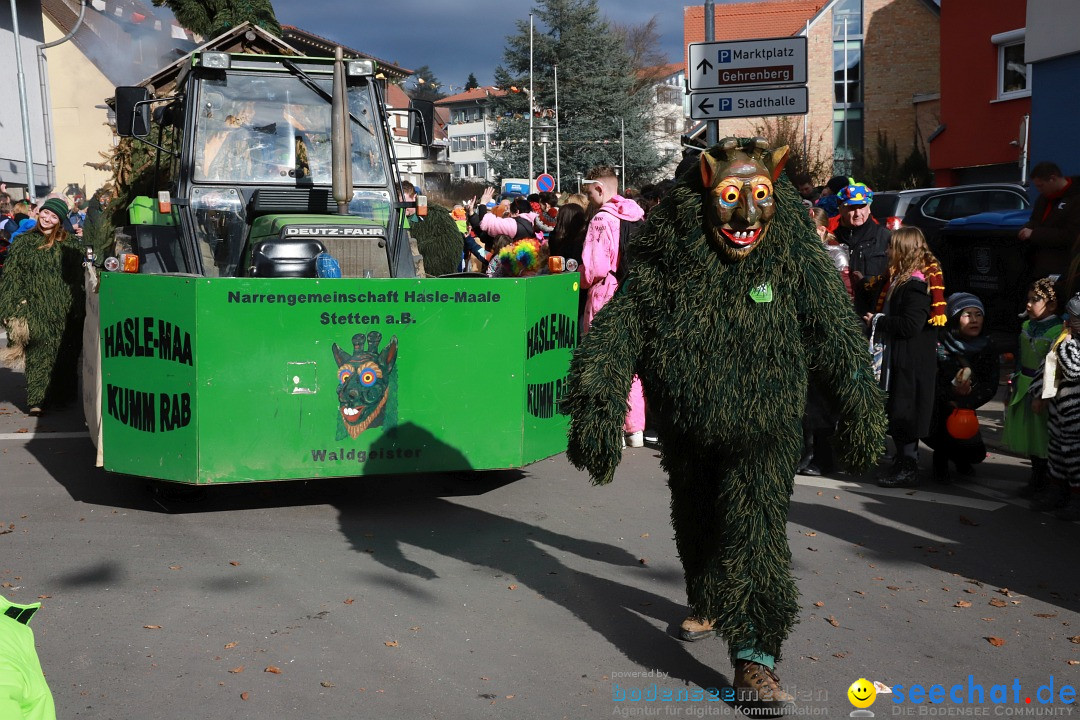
[
  {"left": 696, "top": 58, "right": 713, "bottom": 75},
  {"left": 697, "top": 97, "right": 714, "bottom": 115}
]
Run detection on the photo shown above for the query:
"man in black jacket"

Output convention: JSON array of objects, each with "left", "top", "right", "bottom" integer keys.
[
  {"left": 835, "top": 181, "right": 891, "bottom": 315},
  {"left": 1020, "top": 161, "right": 1080, "bottom": 294}
]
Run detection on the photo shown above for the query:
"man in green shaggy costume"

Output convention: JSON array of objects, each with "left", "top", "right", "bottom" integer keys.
[{"left": 566, "top": 138, "right": 886, "bottom": 713}]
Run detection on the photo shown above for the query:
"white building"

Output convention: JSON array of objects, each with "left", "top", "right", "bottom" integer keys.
[
  {"left": 639, "top": 62, "right": 691, "bottom": 180},
  {"left": 435, "top": 86, "right": 507, "bottom": 182}
]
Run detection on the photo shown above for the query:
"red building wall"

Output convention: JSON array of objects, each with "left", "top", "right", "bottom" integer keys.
[{"left": 931, "top": 0, "right": 1029, "bottom": 185}]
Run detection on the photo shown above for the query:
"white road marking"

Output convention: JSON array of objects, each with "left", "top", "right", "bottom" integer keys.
[
  {"left": 0, "top": 431, "right": 91, "bottom": 441},
  {"left": 795, "top": 475, "right": 1006, "bottom": 511}
]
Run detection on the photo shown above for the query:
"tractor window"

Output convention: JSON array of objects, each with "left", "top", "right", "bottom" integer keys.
[
  {"left": 348, "top": 189, "right": 393, "bottom": 224},
  {"left": 190, "top": 187, "right": 246, "bottom": 277},
  {"left": 194, "top": 73, "right": 386, "bottom": 186}
]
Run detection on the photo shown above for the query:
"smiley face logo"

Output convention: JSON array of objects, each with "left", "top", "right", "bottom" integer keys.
[{"left": 848, "top": 678, "right": 877, "bottom": 708}]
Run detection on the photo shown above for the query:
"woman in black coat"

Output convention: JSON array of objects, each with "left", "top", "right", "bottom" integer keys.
[{"left": 863, "top": 227, "right": 943, "bottom": 487}]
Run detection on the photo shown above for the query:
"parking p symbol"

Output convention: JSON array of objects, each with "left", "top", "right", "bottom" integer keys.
[
  {"left": 718, "top": 49, "right": 731, "bottom": 63},
  {"left": 719, "top": 98, "right": 732, "bottom": 112}
]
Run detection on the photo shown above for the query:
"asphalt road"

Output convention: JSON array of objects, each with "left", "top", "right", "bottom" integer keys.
[{"left": 2, "top": 354, "right": 1079, "bottom": 719}]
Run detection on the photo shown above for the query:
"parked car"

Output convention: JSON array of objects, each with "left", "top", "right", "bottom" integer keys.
[
  {"left": 870, "top": 183, "right": 1030, "bottom": 245},
  {"left": 934, "top": 209, "right": 1032, "bottom": 351}
]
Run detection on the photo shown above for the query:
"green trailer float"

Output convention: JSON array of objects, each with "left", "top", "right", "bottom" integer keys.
[{"left": 83, "top": 45, "right": 577, "bottom": 485}]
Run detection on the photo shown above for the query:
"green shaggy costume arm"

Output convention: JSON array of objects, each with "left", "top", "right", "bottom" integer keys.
[
  {"left": 565, "top": 288, "right": 642, "bottom": 485},
  {"left": 794, "top": 232, "right": 887, "bottom": 471}
]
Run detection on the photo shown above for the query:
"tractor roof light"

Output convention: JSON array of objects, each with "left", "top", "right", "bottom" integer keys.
[
  {"left": 347, "top": 59, "right": 375, "bottom": 77},
  {"left": 201, "top": 52, "right": 231, "bottom": 69}
]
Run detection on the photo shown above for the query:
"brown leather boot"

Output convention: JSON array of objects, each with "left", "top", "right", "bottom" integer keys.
[
  {"left": 678, "top": 616, "right": 716, "bottom": 642},
  {"left": 734, "top": 660, "right": 795, "bottom": 715}
]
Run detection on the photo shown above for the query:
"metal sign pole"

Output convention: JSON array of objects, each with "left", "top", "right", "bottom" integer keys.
[{"left": 704, "top": 0, "right": 717, "bottom": 147}]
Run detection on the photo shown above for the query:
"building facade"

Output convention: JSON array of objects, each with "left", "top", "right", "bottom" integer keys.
[
  {"left": 434, "top": 87, "right": 507, "bottom": 183},
  {"left": 1023, "top": 0, "right": 1080, "bottom": 180},
  {"left": 640, "top": 63, "right": 691, "bottom": 179},
  {"left": 929, "top": 0, "right": 1030, "bottom": 185},
  {"left": 3, "top": 0, "right": 61, "bottom": 198},
  {"left": 685, "top": 0, "right": 940, "bottom": 183}
]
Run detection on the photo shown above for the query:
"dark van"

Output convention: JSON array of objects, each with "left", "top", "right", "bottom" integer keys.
[{"left": 934, "top": 209, "right": 1032, "bottom": 350}]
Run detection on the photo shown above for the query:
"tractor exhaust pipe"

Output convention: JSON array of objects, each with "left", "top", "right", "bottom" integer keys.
[{"left": 331, "top": 46, "right": 352, "bottom": 215}]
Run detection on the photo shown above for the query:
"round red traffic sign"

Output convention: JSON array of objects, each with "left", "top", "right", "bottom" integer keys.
[{"left": 536, "top": 173, "right": 555, "bottom": 193}]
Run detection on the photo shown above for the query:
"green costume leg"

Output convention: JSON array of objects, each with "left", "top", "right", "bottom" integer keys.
[
  {"left": 668, "top": 431, "right": 801, "bottom": 663},
  {"left": 23, "top": 313, "right": 82, "bottom": 409},
  {"left": 23, "top": 335, "right": 62, "bottom": 408}
]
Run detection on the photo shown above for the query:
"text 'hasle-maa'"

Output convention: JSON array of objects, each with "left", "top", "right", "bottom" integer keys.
[{"left": 103, "top": 317, "right": 193, "bottom": 366}]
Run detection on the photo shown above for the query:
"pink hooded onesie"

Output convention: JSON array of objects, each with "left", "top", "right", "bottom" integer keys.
[{"left": 580, "top": 195, "right": 646, "bottom": 434}]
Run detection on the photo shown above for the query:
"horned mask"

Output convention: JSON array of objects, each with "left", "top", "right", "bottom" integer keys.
[{"left": 700, "top": 137, "right": 790, "bottom": 261}]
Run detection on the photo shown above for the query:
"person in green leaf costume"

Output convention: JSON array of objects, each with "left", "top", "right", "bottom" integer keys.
[
  {"left": 0, "top": 197, "right": 85, "bottom": 415},
  {"left": 565, "top": 137, "right": 886, "bottom": 714}
]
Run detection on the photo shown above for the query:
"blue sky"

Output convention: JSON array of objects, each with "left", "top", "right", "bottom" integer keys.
[{"left": 275, "top": 1, "right": 697, "bottom": 90}]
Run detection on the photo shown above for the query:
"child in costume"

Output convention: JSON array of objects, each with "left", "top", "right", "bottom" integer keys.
[
  {"left": 1038, "top": 293, "right": 1080, "bottom": 520},
  {"left": 862, "top": 226, "right": 946, "bottom": 488},
  {"left": 1003, "top": 277, "right": 1063, "bottom": 503},
  {"left": 924, "top": 293, "right": 999, "bottom": 482},
  {"left": 0, "top": 197, "right": 85, "bottom": 416},
  {"left": 566, "top": 137, "right": 885, "bottom": 714}
]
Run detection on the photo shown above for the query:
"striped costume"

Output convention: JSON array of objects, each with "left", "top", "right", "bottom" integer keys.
[{"left": 1047, "top": 336, "right": 1080, "bottom": 489}]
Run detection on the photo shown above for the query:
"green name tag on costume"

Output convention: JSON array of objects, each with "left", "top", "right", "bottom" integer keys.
[{"left": 750, "top": 283, "right": 773, "bottom": 303}]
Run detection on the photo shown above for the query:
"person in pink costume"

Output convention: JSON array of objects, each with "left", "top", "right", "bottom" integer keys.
[{"left": 580, "top": 166, "right": 647, "bottom": 446}]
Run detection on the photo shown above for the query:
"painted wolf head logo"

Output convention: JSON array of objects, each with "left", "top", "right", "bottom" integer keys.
[{"left": 332, "top": 331, "right": 398, "bottom": 440}]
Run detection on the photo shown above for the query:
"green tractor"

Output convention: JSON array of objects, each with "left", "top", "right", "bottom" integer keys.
[{"left": 86, "top": 48, "right": 577, "bottom": 485}]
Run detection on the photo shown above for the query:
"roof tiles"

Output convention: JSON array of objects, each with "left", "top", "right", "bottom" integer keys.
[{"left": 683, "top": 0, "right": 829, "bottom": 46}]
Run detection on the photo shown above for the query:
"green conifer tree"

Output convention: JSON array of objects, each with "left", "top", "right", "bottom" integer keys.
[
  {"left": 406, "top": 65, "right": 446, "bottom": 102},
  {"left": 464, "top": 73, "right": 479, "bottom": 91},
  {"left": 151, "top": 0, "right": 281, "bottom": 38},
  {"left": 486, "top": 0, "right": 663, "bottom": 189}
]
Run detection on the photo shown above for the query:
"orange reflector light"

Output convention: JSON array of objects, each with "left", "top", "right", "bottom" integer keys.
[{"left": 121, "top": 253, "right": 140, "bottom": 273}]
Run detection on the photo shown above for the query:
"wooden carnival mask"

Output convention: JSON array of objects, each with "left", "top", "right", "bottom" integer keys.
[{"left": 700, "top": 137, "right": 790, "bottom": 260}]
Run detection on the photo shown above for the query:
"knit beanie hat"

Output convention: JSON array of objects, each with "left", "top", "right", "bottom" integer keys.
[
  {"left": 946, "top": 292, "right": 985, "bottom": 318},
  {"left": 1067, "top": 293, "right": 1080, "bottom": 318},
  {"left": 38, "top": 197, "right": 69, "bottom": 221}
]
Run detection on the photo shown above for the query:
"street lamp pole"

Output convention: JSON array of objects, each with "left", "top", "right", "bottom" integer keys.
[
  {"left": 528, "top": 13, "right": 535, "bottom": 193},
  {"left": 620, "top": 117, "right": 626, "bottom": 194},
  {"left": 554, "top": 64, "right": 561, "bottom": 192}
]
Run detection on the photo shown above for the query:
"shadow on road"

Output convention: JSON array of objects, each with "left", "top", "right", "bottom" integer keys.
[{"left": 789, "top": 483, "right": 1080, "bottom": 612}]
